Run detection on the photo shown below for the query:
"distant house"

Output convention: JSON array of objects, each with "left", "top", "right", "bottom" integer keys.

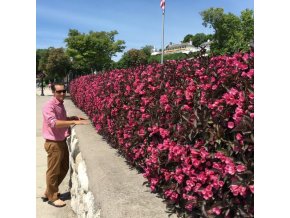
[
  {"left": 200, "top": 40, "right": 212, "bottom": 52},
  {"left": 151, "top": 47, "right": 161, "bottom": 56},
  {"left": 151, "top": 40, "right": 212, "bottom": 56}
]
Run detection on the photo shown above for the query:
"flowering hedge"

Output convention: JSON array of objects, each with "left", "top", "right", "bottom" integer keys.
[{"left": 70, "top": 51, "right": 254, "bottom": 217}]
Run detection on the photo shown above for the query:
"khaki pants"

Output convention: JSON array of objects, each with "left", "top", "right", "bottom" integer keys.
[{"left": 44, "top": 140, "right": 69, "bottom": 202}]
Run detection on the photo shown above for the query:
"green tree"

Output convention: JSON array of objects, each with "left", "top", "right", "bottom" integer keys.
[
  {"left": 182, "top": 34, "right": 194, "bottom": 43},
  {"left": 182, "top": 33, "right": 212, "bottom": 47},
  {"left": 37, "top": 48, "right": 51, "bottom": 75},
  {"left": 37, "top": 49, "right": 47, "bottom": 74},
  {"left": 141, "top": 45, "right": 154, "bottom": 59},
  {"left": 200, "top": 7, "right": 253, "bottom": 54},
  {"left": 117, "top": 49, "right": 148, "bottom": 69},
  {"left": 46, "top": 48, "right": 71, "bottom": 81},
  {"left": 65, "top": 29, "right": 125, "bottom": 74},
  {"left": 240, "top": 9, "right": 254, "bottom": 44}
]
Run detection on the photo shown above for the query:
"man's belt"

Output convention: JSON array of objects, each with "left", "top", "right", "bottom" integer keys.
[{"left": 45, "top": 139, "right": 66, "bottom": 143}]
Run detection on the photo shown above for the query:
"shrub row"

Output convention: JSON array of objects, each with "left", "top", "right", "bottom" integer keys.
[{"left": 70, "top": 51, "right": 254, "bottom": 217}]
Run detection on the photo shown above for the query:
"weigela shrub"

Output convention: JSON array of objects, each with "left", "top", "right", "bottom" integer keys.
[{"left": 70, "top": 51, "right": 254, "bottom": 217}]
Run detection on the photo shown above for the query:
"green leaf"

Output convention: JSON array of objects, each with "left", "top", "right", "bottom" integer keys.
[
  {"left": 250, "top": 134, "right": 254, "bottom": 142},
  {"left": 182, "top": 115, "right": 190, "bottom": 122},
  {"left": 193, "top": 119, "right": 197, "bottom": 128}
]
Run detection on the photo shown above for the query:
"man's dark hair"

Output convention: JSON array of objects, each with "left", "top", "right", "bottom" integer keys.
[{"left": 51, "top": 82, "right": 65, "bottom": 92}]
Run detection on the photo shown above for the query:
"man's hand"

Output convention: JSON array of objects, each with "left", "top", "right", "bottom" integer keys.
[
  {"left": 74, "top": 119, "right": 90, "bottom": 125},
  {"left": 69, "top": 116, "right": 87, "bottom": 121}
]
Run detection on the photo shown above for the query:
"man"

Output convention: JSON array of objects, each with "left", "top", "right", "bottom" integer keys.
[{"left": 41, "top": 82, "right": 89, "bottom": 207}]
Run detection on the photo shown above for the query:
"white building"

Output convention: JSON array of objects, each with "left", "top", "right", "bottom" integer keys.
[{"left": 151, "top": 40, "right": 212, "bottom": 56}]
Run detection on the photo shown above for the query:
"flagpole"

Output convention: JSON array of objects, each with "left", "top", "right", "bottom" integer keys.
[{"left": 161, "top": 10, "right": 165, "bottom": 64}]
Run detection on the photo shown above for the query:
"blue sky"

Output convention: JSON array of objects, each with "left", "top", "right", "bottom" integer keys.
[{"left": 36, "top": 0, "right": 253, "bottom": 61}]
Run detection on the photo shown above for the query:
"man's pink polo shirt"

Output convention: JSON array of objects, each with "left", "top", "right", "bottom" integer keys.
[{"left": 42, "top": 97, "right": 70, "bottom": 141}]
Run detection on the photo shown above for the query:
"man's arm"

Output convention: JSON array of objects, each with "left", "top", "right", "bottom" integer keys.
[
  {"left": 43, "top": 103, "right": 90, "bottom": 128},
  {"left": 67, "top": 116, "right": 87, "bottom": 121},
  {"left": 55, "top": 119, "right": 90, "bottom": 128}
]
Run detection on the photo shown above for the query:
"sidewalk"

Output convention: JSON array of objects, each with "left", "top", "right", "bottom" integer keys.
[{"left": 36, "top": 88, "right": 76, "bottom": 218}]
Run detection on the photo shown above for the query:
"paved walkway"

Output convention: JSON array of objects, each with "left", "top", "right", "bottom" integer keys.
[{"left": 36, "top": 87, "right": 76, "bottom": 218}]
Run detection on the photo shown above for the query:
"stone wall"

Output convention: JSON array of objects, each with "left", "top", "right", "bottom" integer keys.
[{"left": 66, "top": 128, "right": 101, "bottom": 218}]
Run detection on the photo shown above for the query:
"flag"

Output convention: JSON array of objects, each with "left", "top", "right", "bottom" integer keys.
[{"left": 160, "top": 0, "right": 165, "bottom": 12}]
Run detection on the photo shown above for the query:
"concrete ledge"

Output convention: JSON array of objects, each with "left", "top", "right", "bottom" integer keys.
[{"left": 65, "top": 99, "right": 177, "bottom": 218}]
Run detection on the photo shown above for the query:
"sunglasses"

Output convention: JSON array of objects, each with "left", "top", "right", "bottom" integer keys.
[{"left": 55, "top": 90, "right": 67, "bottom": 94}]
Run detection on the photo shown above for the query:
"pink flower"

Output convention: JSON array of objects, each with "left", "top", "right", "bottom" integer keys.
[
  {"left": 125, "top": 85, "right": 131, "bottom": 91},
  {"left": 185, "top": 203, "right": 193, "bottom": 211},
  {"left": 186, "top": 179, "right": 195, "bottom": 189},
  {"left": 137, "top": 128, "right": 146, "bottom": 137},
  {"left": 170, "top": 192, "right": 178, "bottom": 202},
  {"left": 247, "top": 69, "right": 254, "bottom": 78},
  {"left": 164, "top": 189, "right": 173, "bottom": 198},
  {"left": 192, "top": 158, "right": 201, "bottom": 168},
  {"left": 212, "top": 85, "right": 218, "bottom": 90},
  {"left": 230, "top": 185, "right": 240, "bottom": 196},
  {"left": 236, "top": 133, "right": 243, "bottom": 140},
  {"left": 229, "top": 88, "right": 238, "bottom": 96},
  {"left": 163, "top": 171, "right": 171, "bottom": 181},
  {"left": 193, "top": 182, "right": 202, "bottom": 192},
  {"left": 249, "top": 92, "right": 254, "bottom": 99},
  {"left": 225, "top": 164, "right": 236, "bottom": 175},
  {"left": 140, "top": 107, "right": 145, "bottom": 113},
  {"left": 228, "top": 121, "right": 235, "bottom": 129},
  {"left": 239, "top": 186, "right": 247, "bottom": 197},
  {"left": 213, "top": 162, "right": 223, "bottom": 171},
  {"left": 201, "top": 185, "right": 213, "bottom": 200},
  {"left": 242, "top": 52, "right": 249, "bottom": 62},
  {"left": 200, "top": 148, "right": 209, "bottom": 159},
  {"left": 249, "top": 185, "right": 254, "bottom": 193},
  {"left": 148, "top": 85, "right": 157, "bottom": 91},
  {"left": 150, "top": 178, "right": 158, "bottom": 191},
  {"left": 183, "top": 194, "right": 196, "bottom": 201},
  {"left": 141, "top": 113, "right": 150, "bottom": 121},
  {"left": 194, "top": 140, "right": 204, "bottom": 148},
  {"left": 182, "top": 105, "right": 192, "bottom": 111},
  {"left": 219, "top": 181, "right": 224, "bottom": 187},
  {"left": 160, "top": 94, "right": 169, "bottom": 105},
  {"left": 197, "top": 172, "right": 207, "bottom": 183},
  {"left": 190, "top": 149, "right": 199, "bottom": 156},
  {"left": 212, "top": 207, "right": 221, "bottom": 215},
  {"left": 236, "top": 164, "right": 246, "bottom": 172},
  {"left": 217, "top": 105, "right": 224, "bottom": 112},
  {"left": 164, "top": 104, "right": 171, "bottom": 112},
  {"left": 241, "top": 71, "right": 247, "bottom": 77},
  {"left": 159, "top": 128, "right": 170, "bottom": 139},
  {"left": 175, "top": 89, "right": 183, "bottom": 97},
  {"left": 250, "top": 113, "right": 254, "bottom": 118},
  {"left": 123, "top": 133, "right": 131, "bottom": 139},
  {"left": 174, "top": 174, "right": 184, "bottom": 184},
  {"left": 185, "top": 89, "right": 194, "bottom": 101},
  {"left": 157, "top": 142, "right": 169, "bottom": 151},
  {"left": 141, "top": 97, "right": 150, "bottom": 105},
  {"left": 230, "top": 185, "right": 247, "bottom": 196}
]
